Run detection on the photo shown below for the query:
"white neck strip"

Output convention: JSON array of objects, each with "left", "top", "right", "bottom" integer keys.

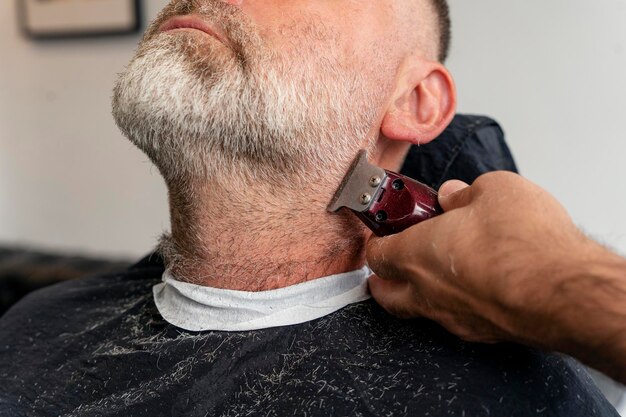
[{"left": 153, "top": 266, "right": 372, "bottom": 332}]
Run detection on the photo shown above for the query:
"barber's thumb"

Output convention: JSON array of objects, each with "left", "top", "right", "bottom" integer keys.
[{"left": 438, "top": 180, "right": 471, "bottom": 212}]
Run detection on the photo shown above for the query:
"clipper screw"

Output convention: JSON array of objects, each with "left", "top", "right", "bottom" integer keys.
[
  {"left": 369, "top": 176, "right": 382, "bottom": 187},
  {"left": 392, "top": 179, "right": 405, "bottom": 190}
]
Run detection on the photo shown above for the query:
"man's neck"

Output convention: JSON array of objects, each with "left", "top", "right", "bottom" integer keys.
[{"left": 162, "top": 179, "right": 368, "bottom": 291}]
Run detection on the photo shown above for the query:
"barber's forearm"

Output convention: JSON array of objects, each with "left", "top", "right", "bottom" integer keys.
[
  {"left": 555, "top": 245, "right": 626, "bottom": 383},
  {"left": 522, "top": 243, "right": 626, "bottom": 383}
]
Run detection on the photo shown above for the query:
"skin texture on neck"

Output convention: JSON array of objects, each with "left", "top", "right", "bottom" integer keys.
[
  {"left": 161, "top": 128, "right": 422, "bottom": 290},
  {"left": 162, "top": 175, "right": 371, "bottom": 291}
]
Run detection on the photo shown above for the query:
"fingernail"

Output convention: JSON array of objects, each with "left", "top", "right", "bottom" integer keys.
[{"left": 440, "top": 180, "right": 469, "bottom": 197}]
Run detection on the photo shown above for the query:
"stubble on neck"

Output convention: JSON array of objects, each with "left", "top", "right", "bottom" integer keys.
[{"left": 159, "top": 174, "right": 369, "bottom": 291}]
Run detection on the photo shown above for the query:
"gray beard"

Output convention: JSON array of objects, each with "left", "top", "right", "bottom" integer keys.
[
  {"left": 111, "top": 30, "right": 379, "bottom": 190},
  {"left": 109, "top": 5, "right": 390, "bottom": 286}
]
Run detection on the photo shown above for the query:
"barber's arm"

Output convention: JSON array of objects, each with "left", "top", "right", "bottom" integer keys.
[{"left": 366, "top": 171, "right": 626, "bottom": 383}]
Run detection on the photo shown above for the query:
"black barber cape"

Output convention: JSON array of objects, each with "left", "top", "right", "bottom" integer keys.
[{"left": 0, "top": 116, "right": 618, "bottom": 417}]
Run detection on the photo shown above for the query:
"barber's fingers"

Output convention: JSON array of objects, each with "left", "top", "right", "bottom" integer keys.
[
  {"left": 438, "top": 180, "right": 471, "bottom": 212},
  {"left": 367, "top": 179, "right": 472, "bottom": 282},
  {"left": 366, "top": 229, "right": 420, "bottom": 282},
  {"left": 367, "top": 199, "right": 451, "bottom": 281},
  {"left": 368, "top": 274, "right": 422, "bottom": 319}
]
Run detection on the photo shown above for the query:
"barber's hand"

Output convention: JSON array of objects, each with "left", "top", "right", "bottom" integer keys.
[{"left": 366, "top": 171, "right": 590, "bottom": 346}]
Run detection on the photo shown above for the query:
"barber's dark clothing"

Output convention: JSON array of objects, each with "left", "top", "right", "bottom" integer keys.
[{"left": 0, "top": 116, "right": 618, "bottom": 417}]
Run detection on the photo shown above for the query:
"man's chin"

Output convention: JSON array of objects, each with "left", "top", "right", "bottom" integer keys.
[
  {"left": 157, "top": 28, "right": 230, "bottom": 50},
  {"left": 137, "top": 30, "right": 236, "bottom": 73}
]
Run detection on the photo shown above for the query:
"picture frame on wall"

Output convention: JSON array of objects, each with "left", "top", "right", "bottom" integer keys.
[{"left": 18, "top": 0, "right": 142, "bottom": 39}]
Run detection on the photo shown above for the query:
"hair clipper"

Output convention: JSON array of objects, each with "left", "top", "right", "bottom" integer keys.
[{"left": 327, "top": 150, "right": 442, "bottom": 236}]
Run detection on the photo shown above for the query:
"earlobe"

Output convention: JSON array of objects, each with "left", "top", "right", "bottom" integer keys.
[{"left": 381, "top": 58, "right": 457, "bottom": 145}]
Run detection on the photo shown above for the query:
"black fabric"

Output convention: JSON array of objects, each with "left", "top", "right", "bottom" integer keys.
[
  {"left": 0, "top": 246, "right": 131, "bottom": 316},
  {"left": 402, "top": 114, "right": 518, "bottom": 188},
  {"left": 0, "top": 115, "right": 618, "bottom": 417}
]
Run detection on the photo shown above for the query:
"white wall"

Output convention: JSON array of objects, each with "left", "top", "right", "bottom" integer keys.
[
  {"left": 0, "top": 1, "right": 624, "bottom": 259},
  {"left": 0, "top": 0, "right": 170, "bottom": 258},
  {"left": 447, "top": 0, "right": 626, "bottom": 256}
]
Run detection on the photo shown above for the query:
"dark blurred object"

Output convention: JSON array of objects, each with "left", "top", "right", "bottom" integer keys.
[
  {"left": 401, "top": 114, "right": 518, "bottom": 189},
  {"left": 0, "top": 246, "right": 131, "bottom": 316},
  {"left": 17, "top": 0, "right": 142, "bottom": 39}
]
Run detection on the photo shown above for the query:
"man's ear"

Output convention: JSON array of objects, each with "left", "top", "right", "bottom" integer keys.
[{"left": 381, "top": 56, "right": 456, "bottom": 145}]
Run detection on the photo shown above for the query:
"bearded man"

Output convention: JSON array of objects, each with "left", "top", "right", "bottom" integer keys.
[{"left": 0, "top": 1, "right": 619, "bottom": 416}]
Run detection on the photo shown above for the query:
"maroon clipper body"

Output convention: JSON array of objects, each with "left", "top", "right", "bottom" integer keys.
[{"left": 327, "top": 150, "right": 442, "bottom": 237}]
